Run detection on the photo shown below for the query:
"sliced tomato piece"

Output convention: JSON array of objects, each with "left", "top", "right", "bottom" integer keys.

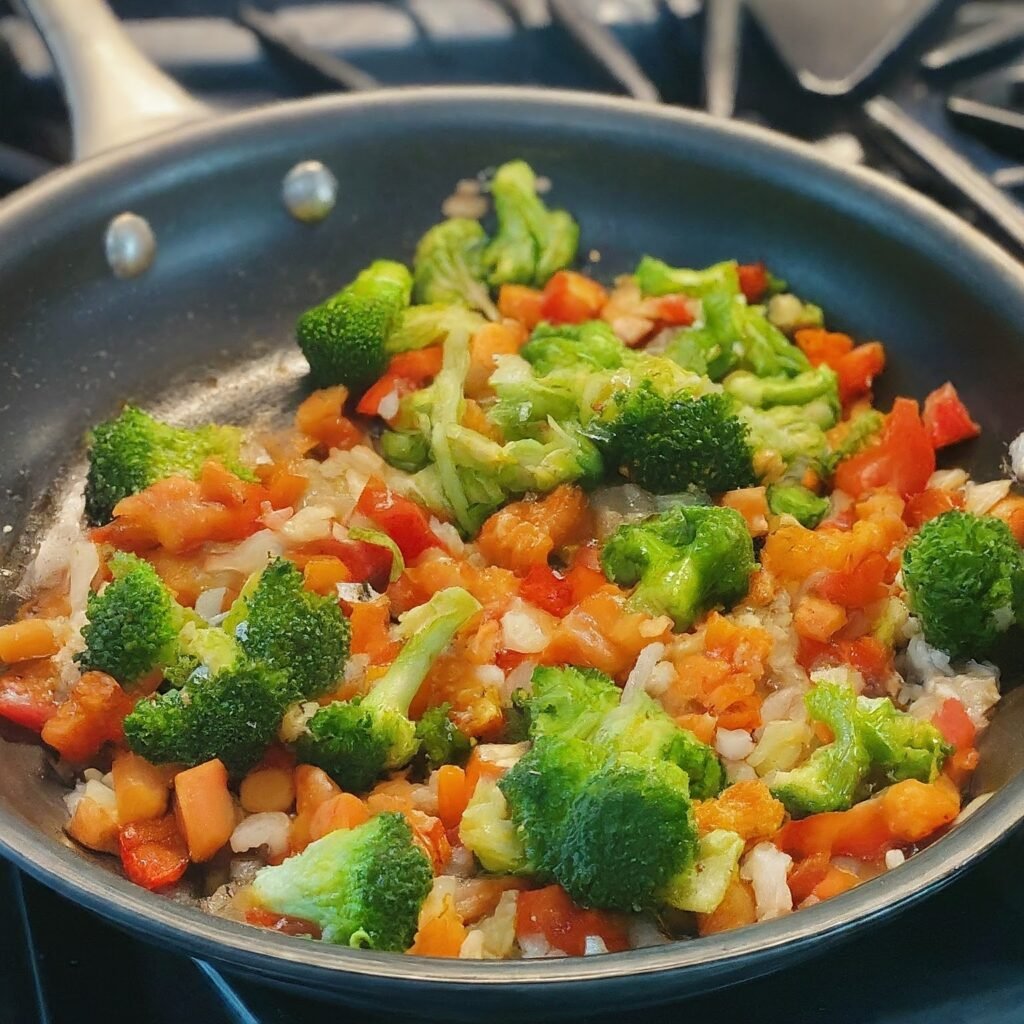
[
  {"left": 836, "top": 342, "right": 886, "bottom": 404},
  {"left": 922, "top": 382, "right": 981, "bottom": 449},
  {"left": 932, "top": 698, "right": 976, "bottom": 752},
  {"left": 651, "top": 294, "right": 696, "bottom": 326},
  {"left": 0, "top": 660, "right": 58, "bottom": 731},
  {"left": 515, "top": 885, "right": 629, "bottom": 957},
  {"left": 903, "top": 487, "right": 963, "bottom": 528}
]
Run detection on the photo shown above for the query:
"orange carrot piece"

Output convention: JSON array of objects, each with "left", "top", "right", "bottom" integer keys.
[
  {"left": 697, "top": 876, "right": 757, "bottom": 936},
  {"left": 112, "top": 750, "right": 171, "bottom": 824},
  {"left": 408, "top": 896, "right": 467, "bottom": 957},
  {"left": 436, "top": 764, "right": 471, "bottom": 830},
  {"left": 302, "top": 555, "right": 350, "bottom": 596},
  {"left": 793, "top": 595, "right": 848, "bottom": 642},
  {"left": 694, "top": 780, "right": 785, "bottom": 841},
  {"left": 720, "top": 487, "right": 769, "bottom": 537},
  {"left": 0, "top": 619, "right": 60, "bottom": 663},
  {"left": 173, "top": 758, "right": 236, "bottom": 863},
  {"left": 810, "top": 866, "right": 860, "bottom": 901}
]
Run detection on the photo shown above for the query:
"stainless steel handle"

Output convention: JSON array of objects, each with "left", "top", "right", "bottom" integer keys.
[{"left": 20, "top": 0, "right": 211, "bottom": 161}]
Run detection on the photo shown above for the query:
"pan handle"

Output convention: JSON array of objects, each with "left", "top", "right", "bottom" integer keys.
[{"left": 20, "top": 0, "right": 211, "bottom": 161}]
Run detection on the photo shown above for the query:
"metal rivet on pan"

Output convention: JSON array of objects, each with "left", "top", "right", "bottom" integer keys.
[
  {"left": 282, "top": 160, "right": 338, "bottom": 223},
  {"left": 104, "top": 212, "right": 156, "bottom": 279}
]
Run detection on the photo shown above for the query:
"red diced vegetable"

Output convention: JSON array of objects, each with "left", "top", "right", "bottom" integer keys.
[
  {"left": 356, "top": 478, "right": 440, "bottom": 561},
  {"left": 922, "top": 382, "right": 981, "bottom": 449}
]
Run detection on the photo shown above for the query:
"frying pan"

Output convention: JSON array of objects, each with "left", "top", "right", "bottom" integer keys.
[{"left": 1, "top": 0, "right": 1023, "bottom": 1018}]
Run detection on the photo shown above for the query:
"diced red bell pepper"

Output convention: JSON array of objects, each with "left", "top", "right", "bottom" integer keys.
[
  {"left": 355, "top": 478, "right": 440, "bottom": 561},
  {"left": 922, "top": 382, "right": 981, "bottom": 449},
  {"left": 519, "top": 564, "right": 575, "bottom": 617},
  {"left": 356, "top": 346, "right": 444, "bottom": 419},
  {"left": 932, "top": 698, "right": 976, "bottom": 752},
  {"left": 834, "top": 398, "right": 935, "bottom": 499},
  {"left": 515, "top": 885, "right": 629, "bottom": 957},
  {"left": 797, "top": 635, "right": 891, "bottom": 684},
  {"left": 118, "top": 814, "right": 189, "bottom": 890},
  {"left": 651, "top": 294, "right": 696, "bottom": 326},
  {"left": 539, "top": 271, "right": 608, "bottom": 325},
  {"left": 737, "top": 262, "right": 769, "bottom": 303},
  {"left": 815, "top": 551, "right": 892, "bottom": 608},
  {"left": 0, "top": 662, "right": 58, "bottom": 731},
  {"left": 836, "top": 342, "right": 886, "bottom": 405}
]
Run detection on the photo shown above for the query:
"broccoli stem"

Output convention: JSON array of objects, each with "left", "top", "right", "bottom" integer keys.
[{"left": 363, "top": 587, "right": 481, "bottom": 716}]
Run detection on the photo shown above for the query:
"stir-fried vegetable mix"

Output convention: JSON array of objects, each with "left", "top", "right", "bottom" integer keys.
[{"left": 3, "top": 160, "right": 1017, "bottom": 959}]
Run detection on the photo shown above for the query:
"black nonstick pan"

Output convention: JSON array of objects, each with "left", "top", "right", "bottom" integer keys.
[{"left": 2, "top": 0, "right": 1024, "bottom": 1019}]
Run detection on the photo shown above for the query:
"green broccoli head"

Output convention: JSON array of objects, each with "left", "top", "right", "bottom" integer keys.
[
  {"left": 767, "top": 482, "right": 830, "bottom": 528},
  {"left": 556, "top": 752, "right": 697, "bottom": 912},
  {"left": 414, "top": 703, "right": 472, "bottom": 771},
  {"left": 902, "top": 510, "right": 1024, "bottom": 659},
  {"left": 296, "top": 588, "right": 481, "bottom": 791},
  {"left": 251, "top": 812, "right": 432, "bottom": 950},
  {"left": 595, "top": 689, "right": 724, "bottom": 799},
  {"left": 602, "top": 386, "right": 756, "bottom": 495},
  {"left": 499, "top": 735, "right": 605, "bottom": 879},
  {"left": 85, "top": 405, "right": 253, "bottom": 524},
  {"left": 224, "top": 558, "right": 349, "bottom": 700},
  {"left": 77, "top": 552, "right": 192, "bottom": 687},
  {"left": 483, "top": 161, "right": 579, "bottom": 288},
  {"left": 162, "top": 620, "right": 242, "bottom": 688},
  {"left": 520, "top": 664, "right": 621, "bottom": 743},
  {"left": 600, "top": 503, "right": 754, "bottom": 630},
  {"left": 769, "top": 678, "right": 870, "bottom": 816},
  {"left": 739, "top": 401, "right": 833, "bottom": 477},
  {"left": 412, "top": 219, "right": 497, "bottom": 318},
  {"left": 123, "top": 659, "right": 291, "bottom": 774},
  {"left": 520, "top": 320, "right": 626, "bottom": 376},
  {"left": 856, "top": 696, "right": 950, "bottom": 785},
  {"left": 296, "top": 259, "right": 412, "bottom": 393}
]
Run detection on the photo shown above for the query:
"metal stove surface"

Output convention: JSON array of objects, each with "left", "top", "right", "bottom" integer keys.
[{"left": 1, "top": 2, "right": 1024, "bottom": 1021}]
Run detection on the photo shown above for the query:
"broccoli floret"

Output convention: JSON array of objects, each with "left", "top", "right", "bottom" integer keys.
[
  {"left": 903, "top": 510, "right": 1024, "bottom": 659},
  {"left": 123, "top": 660, "right": 291, "bottom": 774},
  {"left": 601, "top": 503, "right": 754, "bottom": 630},
  {"left": 770, "top": 676, "right": 953, "bottom": 816},
  {"left": 767, "top": 483, "right": 830, "bottom": 528},
  {"left": 520, "top": 320, "right": 627, "bottom": 375},
  {"left": 739, "top": 401, "right": 833, "bottom": 479},
  {"left": 520, "top": 664, "right": 621, "bottom": 742},
  {"left": 296, "top": 259, "right": 412, "bottom": 393},
  {"left": 857, "top": 696, "right": 950, "bottom": 785},
  {"left": 483, "top": 161, "right": 579, "bottom": 287},
  {"left": 498, "top": 736, "right": 604, "bottom": 878},
  {"left": 556, "top": 752, "right": 698, "bottom": 912},
  {"left": 661, "top": 828, "right": 745, "bottom": 913},
  {"left": 223, "top": 558, "right": 349, "bottom": 700},
  {"left": 77, "top": 553, "right": 193, "bottom": 687},
  {"left": 723, "top": 367, "right": 839, "bottom": 417},
  {"left": 594, "top": 684, "right": 724, "bottom": 799},
  {"left": 769, "top": 679, "right": 870, "bottom": 816},
  {"left": 602, "top": 386, "right": 756, "bottom": 495},
  {"left": 459, "top": 778, "right": 529, "bottom": 874},
  {"left": 251, "top": 812, "right": 432, "bottom": 950},
  {"left": 415, "top": 702, "right": 472, "bottom": 771},
  {"left": 823, "top": 409, "right": 885, "bottom": 476},
  {"left": 635, "top": 257, "right": 740, "bottom": 300},
  {"left": 412, "top": 219, "right": 498, "bottom": 319},
  {"left": 162, "top": 619, "right": 242, "bottom": 688},
  {"left": 85, "top": 406, "right": 253, "bottom": 525},
  {"left": 297, "top": 587, "right": 481, "bottom": 791}
]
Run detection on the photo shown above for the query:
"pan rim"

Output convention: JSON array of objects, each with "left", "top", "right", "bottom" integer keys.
[{"left": 1, "top": 84, "right": 1022, "bottom": 994}]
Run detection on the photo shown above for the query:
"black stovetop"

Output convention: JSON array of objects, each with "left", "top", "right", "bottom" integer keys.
[{"left": 2, "top": 2, "right": 1024, "bottom": 1021}]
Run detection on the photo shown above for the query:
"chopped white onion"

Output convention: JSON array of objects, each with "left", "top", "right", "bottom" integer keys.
[
  {"left": 583, "top": 935, "right": 609, "bottom": 956},
  {"left": 964, "top": 479, "right": 1012, "bottom": 515},
  {"left": 195, "top": 587, "right": 228, "bottom": 624},
  {"left": 377, "top": 389, "right": 401, "bottom": 422},
  {"left": 500, "top": 599, "right": 554, "bottom": 654},
  {"left": 1010, "top": 433, "right": 1024, "bottom": 483},
  {"left": 715, "top": 728, "right": 756, "bottom": 760},
  {"left": 205, "top": 530, "right": 284, "bottom": 575},
  {"left": 927, "top": 468, "right": 968, "bottom": 492},
  {"left": 884, "top": 849, "right": 906, "bottom": 870},
  {"left": 230, "top": 812, "right": 291, "bottom": 860},
  {"left": 740, "top": 843, "right": 793, "bottom": 921},
  {"left": 623, "top": 643, "right": 666, "bottom": 700}
]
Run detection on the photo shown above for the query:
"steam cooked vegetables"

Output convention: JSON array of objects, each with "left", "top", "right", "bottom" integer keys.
[{"left": 2, "top": 158, "right": 1012, "bottom": 961}]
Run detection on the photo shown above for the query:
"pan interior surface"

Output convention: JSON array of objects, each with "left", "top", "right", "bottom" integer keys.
[{"left": 0, "top": 88, "right": 1022, "bottom": 1017}]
